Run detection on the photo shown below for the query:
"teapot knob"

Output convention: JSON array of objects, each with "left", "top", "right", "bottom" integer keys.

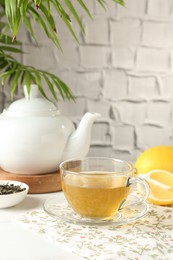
[{"left": 24, "top": 84, "right": 39, "bottom": 100}]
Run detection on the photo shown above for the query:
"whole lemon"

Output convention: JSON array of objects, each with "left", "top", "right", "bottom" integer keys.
[{"left": 134, "top": 146, "right": 173, "bottom": 174}]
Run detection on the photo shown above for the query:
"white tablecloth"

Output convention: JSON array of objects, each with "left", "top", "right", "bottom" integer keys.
[{"left": 16, "top": 203, "right": 173, "bottom": 260}]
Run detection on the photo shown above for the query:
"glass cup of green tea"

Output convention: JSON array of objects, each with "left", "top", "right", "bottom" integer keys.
[{"left": 59, "top": 157, "right": 149, "bottom": 220}]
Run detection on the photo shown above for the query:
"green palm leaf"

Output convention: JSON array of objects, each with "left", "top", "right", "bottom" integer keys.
[
  {"left": 113, "top": 0, "right": 125, "bottom": 6},
  {"left": 17, "top": 0, "right": 25, "bottom": 7},
  {"left": 19, "top": 0, "right": 28, "bottom": 16},
  {"left": 0, "top": 45, "right": 23, "bottom": 53},
  {"left": 0, "top": 35, "right": 21, "bottom": 44},
  {"left": 77, "top": 0, "right": 92, "bottom": 19},
  {"left": 39, "top": 3, "right": 56, "bottom": 31},
  {"left": 51, "top": 0, "right": 79, "bottom": 43},
  {"left": 10, "top": 70, "right": 20, "bottom": 98},
  {"left": 43, "top": 74, "right": 58, "bottom": 101},
  {"left": 0, "top": 0, "right": 126, "bottom": 102},
  {"left": 34, "top": 0, "right": 42, "bottom": 8},
  {"left": 1, "top": 69, "right": 16, "bottom": 85},
  {"left": 5, "top": 0, "right": 21, "bottom": 40},
  {"left": 96, "top": 0, "right": 106, "bottom": 9},
  {"left": 28, "top": 4, "right": 61, "bottom": 48},
  {"left": 64, "top": 0, "right": 84, "bottom": 33},
  {"left": 22, "top": 15, "right": 38, "bottom": 44},
  {"left": 47, "top": 0, "right": 50, "bottom": 15},
  {"left": 24, "top": 70, "right": 31, "bottom": 96}
]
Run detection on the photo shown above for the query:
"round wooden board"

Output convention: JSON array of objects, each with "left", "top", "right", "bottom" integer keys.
[{"left": 0, "top": 168, "right": 62, "bottom": 194}]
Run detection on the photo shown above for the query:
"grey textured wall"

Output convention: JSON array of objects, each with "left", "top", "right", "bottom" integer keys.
[{"left": 2, "top": 0, "right": 173, "bottom": 163}]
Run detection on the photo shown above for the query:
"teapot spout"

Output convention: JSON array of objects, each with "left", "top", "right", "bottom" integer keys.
[{"left": 62, "top": 112, "right": 100, "bottom": 161}]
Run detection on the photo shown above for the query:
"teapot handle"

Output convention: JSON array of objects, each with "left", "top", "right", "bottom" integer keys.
[{"left": 24, "top": 84, "right": 39, "bottom": 100}]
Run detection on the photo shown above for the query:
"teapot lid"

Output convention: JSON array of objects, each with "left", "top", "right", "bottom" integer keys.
[{"left": 3, "top": 85, "right": 59, "bottom": 117}]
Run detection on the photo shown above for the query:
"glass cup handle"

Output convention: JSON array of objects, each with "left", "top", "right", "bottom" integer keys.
[{"left": 119, "top": 177, "right": 150, "bottom": 210}]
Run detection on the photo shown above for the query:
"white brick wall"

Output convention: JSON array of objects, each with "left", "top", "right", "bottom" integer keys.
[
  {"left": 102, "top": 70, "right": 127, "bottom": 99},
  {"left": 147, "top": 0, "right": 172, "bottom": 18},
  {"left": 146, "top": 101, "right": 171, "bottom": 126},
  {"left": 86, "top": 100, "right": 111, "bottom": 117},
  {"left": 136, "top": 125, "right": 172, "bottom": 148},
  {"left": 112, "top": 101, "right": 147, "bottom": 125},
  {"left": 136, "top": 47, "right": 169, "bottom": 72},
  {"left": 79, "top": 46, "right": 110, "bottom": 69},
  {"left": 142, "top": 22, "right": 173, "bottom": 48},
  {"left": 111, "top": 125, "right": 135, "bottom": 151},
  {"left": 116, "top": 0, "right": 147, "bottom": 18},
  {"left": 23, "top": 44, "right": 56, "bottom": 70},
  {"left": 94, "top": 0, "right": 116, "bottom": 17},
  {"left": 112, "top": 47, "right": 135, "bottom": 69},
  {"left": 60, "top": 71, "right": 102, "bottom": 99},
  {"left": 110, "top": 19, "right": 141, "bottom": 46},
  {"left": 2, "top": 0, "right": 173, "bottom": 163},
  {"left": 83, "top": 17, "right": 109, "bottom": 45},
  {"left": 161, "top": 75, "right": 173, "bottom": 96},
  {"left": 91, "top": 122, "right": 111, "bottom": 145},
  {"left": 128, "top": 75, "right": 159, "bottom": 99}
]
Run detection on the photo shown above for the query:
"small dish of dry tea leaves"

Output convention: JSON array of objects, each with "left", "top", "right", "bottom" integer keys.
[{"left": 0, "top": 180, "right": 29, "bottom": 208}]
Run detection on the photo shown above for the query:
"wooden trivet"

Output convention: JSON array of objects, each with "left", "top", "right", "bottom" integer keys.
[{"left": 0, "top": 168, "right": 62, "bottom": 194}]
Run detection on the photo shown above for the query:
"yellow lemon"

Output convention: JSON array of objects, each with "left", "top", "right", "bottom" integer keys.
[
  {"left": 139, "top": 170, "right": 173, "bottom": 206},
  {"left": 135, "top": 146, "right": 173, "bottom": 174}
]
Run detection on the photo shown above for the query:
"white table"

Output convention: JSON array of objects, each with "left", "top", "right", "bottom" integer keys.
[
  {"left": 1, "top": 192, "right": 173, "bottom": 260},
  {"left": 0, "top": 192, "right": 83, "bottom": 260}
]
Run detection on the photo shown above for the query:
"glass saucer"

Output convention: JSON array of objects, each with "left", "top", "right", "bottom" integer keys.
[{"left": 43, "top": 194, "right": 149, "bottom": 226}]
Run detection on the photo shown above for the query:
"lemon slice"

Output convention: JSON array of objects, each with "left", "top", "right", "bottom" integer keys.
[{"left": 139, "top": 170, "right": 173, "bottom": 206}]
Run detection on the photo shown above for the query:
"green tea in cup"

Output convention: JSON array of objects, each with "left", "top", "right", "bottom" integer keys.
[{"left": 60, "top": 157, "right": 149, "bottom": 220}]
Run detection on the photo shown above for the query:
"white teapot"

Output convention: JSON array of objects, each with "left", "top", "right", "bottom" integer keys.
[{"left": 0, "top": 85, "right": 100, "bottom": 174}]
